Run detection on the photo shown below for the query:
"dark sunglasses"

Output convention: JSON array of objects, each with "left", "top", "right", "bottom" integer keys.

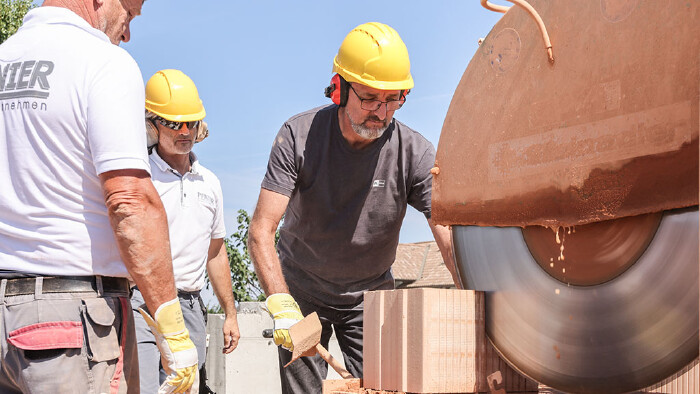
[{"left": 154, "top": 116, "right": 200, "bottom": 131}]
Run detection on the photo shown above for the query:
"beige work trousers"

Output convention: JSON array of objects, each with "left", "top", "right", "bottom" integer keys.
[{"left": 0, "top": 279, "right": 138, "bottom": 393}]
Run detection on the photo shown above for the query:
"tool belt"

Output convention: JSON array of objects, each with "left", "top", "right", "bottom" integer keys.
[{"left": 3, "top": 276, "right": 129, "bottom": 296}]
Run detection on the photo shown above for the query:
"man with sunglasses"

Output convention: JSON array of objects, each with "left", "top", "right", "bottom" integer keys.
[
  {"left": 0, "top": 1, "right": 198, "bottom": 393},
  {"left": 133, "top": 69, "right": 240, "bottom": 393},
  {"left": 249, "top": 22, "right": 458, "bottom": 393}
]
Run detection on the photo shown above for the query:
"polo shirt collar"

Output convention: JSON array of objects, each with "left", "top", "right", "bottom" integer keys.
[
  {"left": 190, "top": 152, "right": 201, "bottom": 174},
  {"left": 22, "top": 7, "right": 111, "bottom": 43},
  {"left": 150, "top": 149, "right": 200, "bottom": 176}
]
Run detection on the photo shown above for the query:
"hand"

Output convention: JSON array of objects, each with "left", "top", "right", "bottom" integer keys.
[
  {"left": 264, "top": 293, "right": 303, "bottom": 351},
  {"left": 222, "top": 313, "right": 240, "bottom": 354},
  {"left": 138, "top": 298, "right": 198, "bottom": 393}
]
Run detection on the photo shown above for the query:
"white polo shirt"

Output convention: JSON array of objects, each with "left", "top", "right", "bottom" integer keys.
[
  {"left": 150, "top": 150, "right": 226, "bottom": 291},
  {"left": 0, "top": 8, "right": 149, "bottom": 277}
]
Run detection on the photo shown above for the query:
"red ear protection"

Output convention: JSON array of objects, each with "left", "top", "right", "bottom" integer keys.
[
  {"left": 324, "top": 74, "right": 349, "bottom": 106},
  {"left": 325, "top": 74, "right": 410, "bottom": 107}
]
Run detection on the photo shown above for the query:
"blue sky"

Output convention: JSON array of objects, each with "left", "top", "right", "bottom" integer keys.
[
  {"left": 28, "top": 1, "right": 503, "bottom": 305},
  {"left": 111, "top": 1, "right": 502, "bottom": 244},
  {"left": 28, "top": 1, "right": 501, "bottom": 242}
]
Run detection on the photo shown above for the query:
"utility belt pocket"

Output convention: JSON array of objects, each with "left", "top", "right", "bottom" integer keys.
[{"left": 80, "top": 297, "right": 120, "bottom": 362}]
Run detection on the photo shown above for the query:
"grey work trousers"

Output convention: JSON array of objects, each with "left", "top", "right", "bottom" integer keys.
[
  {"left": 130, "top": 287, "right": 207, "bottom": 394},
  {"left": 278, "top": 295, "right": 364, "bottom": 394},
  {"left": 0, "top": 277, "right": 138, "bottom": 394}
]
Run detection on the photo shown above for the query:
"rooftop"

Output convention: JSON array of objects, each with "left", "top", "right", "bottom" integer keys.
[{"left": 392, "top": 241, "right": 455, "bottom": 288}]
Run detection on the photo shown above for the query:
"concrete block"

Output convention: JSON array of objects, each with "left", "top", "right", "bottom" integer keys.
[
  {"left": 224, "top": 302, "right": 280, "bottom": 393},
  {"left": 206, "top": 302, "right": 349, "bottom": 393},
  {"left": 205, "top": 314, "right": 226, "bottom": 394}
]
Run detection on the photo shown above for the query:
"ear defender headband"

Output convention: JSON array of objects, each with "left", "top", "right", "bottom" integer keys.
[
  {"left": 325, "top": 74, "right": 411, "bottom": 107},
  {"left": 324, "top": 74, "right": 349, "bottom": 106}
]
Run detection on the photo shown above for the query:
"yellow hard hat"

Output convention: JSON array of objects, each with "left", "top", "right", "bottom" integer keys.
[
  {"left": 332, "top": 22, "right": 414, "bottom": 91},
  {"left": 145, "top": 69, "right": 206, "bottom": 122}
]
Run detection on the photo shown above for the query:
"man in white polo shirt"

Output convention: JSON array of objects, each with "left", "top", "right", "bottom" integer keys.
[
  {"left": 0, "top": 1, "right": 198, "bottom": 393},
  {"left": 132, "top": 69, "right": 240, "bottom": 393}
]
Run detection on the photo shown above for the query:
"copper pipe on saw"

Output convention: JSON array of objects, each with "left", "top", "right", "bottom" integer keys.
[{"left": 480, "top": 0, "right": 555, "bottom": 64}]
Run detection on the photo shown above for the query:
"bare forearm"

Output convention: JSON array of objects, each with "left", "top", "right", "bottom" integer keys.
[
  {"left": 248, "top": 223, "right": 288, "bottom": 295},
  {"left": 249, "top": 189, "right": 291, "bottom": 296},
  {"left": 429, "top": 219, "right": 462, "bottom": 288},
  {"left": 102, "top": 172, "right": 177, "bottom": 312},
  {"left": 207, "top": 251, "right": 237, "bottom": 317}
]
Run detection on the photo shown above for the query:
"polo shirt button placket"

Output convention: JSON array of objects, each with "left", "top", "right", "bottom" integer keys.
[{"left": 181, "top": 174, "right": 191, "bottom": 208}]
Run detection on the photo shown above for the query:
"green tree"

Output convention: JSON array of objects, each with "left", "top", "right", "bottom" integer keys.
[
  {"left": 0, "top": 0, "right": 35, "bottom": 44},
  {"left": 206, "top": 209, "right": 280, "bottom": 312}
]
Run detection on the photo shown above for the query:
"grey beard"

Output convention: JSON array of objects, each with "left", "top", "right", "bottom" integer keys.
[
  {"left": 346, "top": 107, "right": 389, "bottom": 140},
  {"left": 351, "top": 123, "right": 387, "bottom": 140}
]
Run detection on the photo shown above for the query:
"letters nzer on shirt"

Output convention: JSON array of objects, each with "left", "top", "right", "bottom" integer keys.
[{"left": 0, "top": 8, "right": 149, "bottom": 277}]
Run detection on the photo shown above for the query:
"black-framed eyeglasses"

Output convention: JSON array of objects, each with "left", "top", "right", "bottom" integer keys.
[
  {"left": 154, "top": 116, "right": 200, "bottom": 131},
  {"left": 348, "top": 84, "right": 406, "bottom": 112}
]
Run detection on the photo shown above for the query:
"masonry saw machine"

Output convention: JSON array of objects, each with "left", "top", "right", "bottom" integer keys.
[{"left": 432, "top": 1, "right": 699, "bottom": 393}]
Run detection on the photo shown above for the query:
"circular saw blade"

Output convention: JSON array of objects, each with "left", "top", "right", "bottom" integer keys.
[{"left": 453, "top": 208, "right": 699, "bottom": 393}]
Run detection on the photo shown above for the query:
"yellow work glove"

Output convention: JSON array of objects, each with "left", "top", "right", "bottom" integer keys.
[
  {"left": 139, "top": 298, "right": 199, "bottom": 394},
  {"left": 264, "top": 293, "right": 303, "bottom": 351}
]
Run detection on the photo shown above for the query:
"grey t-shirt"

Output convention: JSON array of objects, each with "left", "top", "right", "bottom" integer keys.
[{"left": 261, "top": 104, "right": 435, "bottom": 307}]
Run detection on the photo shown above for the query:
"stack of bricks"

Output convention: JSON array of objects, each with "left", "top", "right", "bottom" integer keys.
[
  {"left": 323, "top": 288, "right": 699, "bottom": 393},
  {"left": 364, "top": 288, "right": 484, "bottom": 393},
  {"left": 323, "top": 288, "right": 538, "bottom": 394}
]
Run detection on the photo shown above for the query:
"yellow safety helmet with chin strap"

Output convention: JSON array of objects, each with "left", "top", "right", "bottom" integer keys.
[
  {"left": 333, "top": 22, "right": 414, "bottom": 91},
  {"left": 145, "top": 69, "right": 208, "bottom": 147}
]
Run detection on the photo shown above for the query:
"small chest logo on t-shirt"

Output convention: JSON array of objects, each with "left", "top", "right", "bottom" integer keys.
[
  {"left": 197, "top": 191, "right": 215, "bottom": 206},
  {"left": 372, "top": 180, "right": 386, "bottom": 188}
]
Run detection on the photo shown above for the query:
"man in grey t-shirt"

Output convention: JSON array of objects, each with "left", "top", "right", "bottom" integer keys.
[{"left": 249, "top": 22, "right": 458, "bottom": 394}]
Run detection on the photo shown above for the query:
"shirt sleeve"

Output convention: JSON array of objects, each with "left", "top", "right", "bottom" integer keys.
[
  {"left": 87, "top": 50, "right": 149, "bottom": 175},
  {"left": 260, "top": 122, "right": 298, "bottom": 197},
  {"left": 211, "top": 175, "right": 227, "bottom": 239},
  {"left": 407, "top": 143, "right": 436, "bottom": 219}
]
